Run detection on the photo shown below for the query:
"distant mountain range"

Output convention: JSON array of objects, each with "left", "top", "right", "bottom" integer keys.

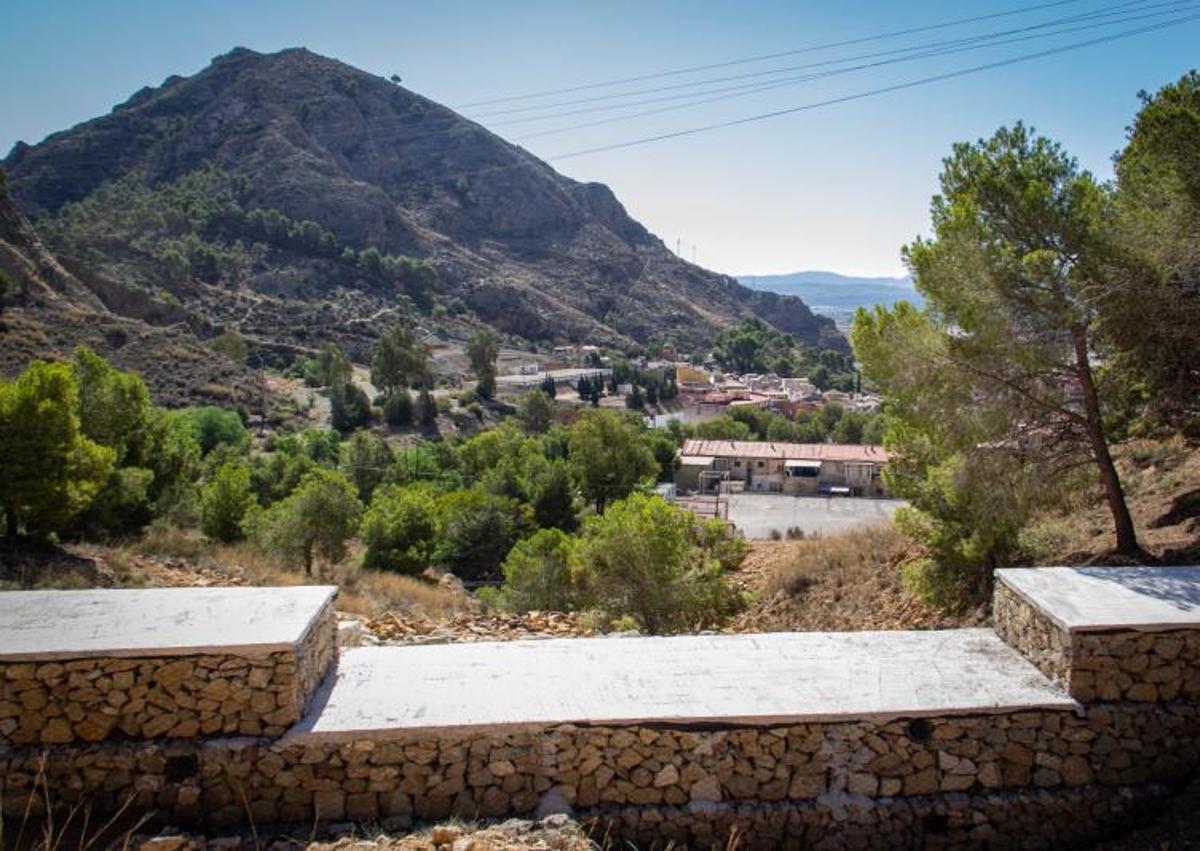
[{"left": 736, "top": 271, "right": 923, "bottom": 326}]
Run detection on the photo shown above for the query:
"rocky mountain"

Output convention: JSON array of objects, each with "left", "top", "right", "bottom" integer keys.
[
  {"left": 2, "top": 47, "right": 845, "bottom": 367},
  {"left": 0, "top": 174, "right": 258, "bottom": 408},
  {"left": 738, "top": 270, "right": 921, "bottom": 327}
]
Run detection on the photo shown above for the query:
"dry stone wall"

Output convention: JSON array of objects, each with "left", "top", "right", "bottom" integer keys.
[
  {"left": 0, "top": 601, "right": 336, "bottom": 747},
  {"left": 3, "top": 702, "right": 1199, "bottom": 848},
  {"left": 994, "top": 580, "right": 1200, "bottom": 702},
  {"left": 5, "top": 574, "right": 1200, "bottom": 849}
]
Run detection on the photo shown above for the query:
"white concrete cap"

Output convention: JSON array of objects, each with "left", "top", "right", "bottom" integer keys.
[
  {"left": 291, "top": 629, "right": 1075, "bottom": 741},
  {"left": 996, "top": 566, "right": 1200, "bottom": 633},
  {"left": 0, "top": 586, "right": 337, "bottom": 661}
]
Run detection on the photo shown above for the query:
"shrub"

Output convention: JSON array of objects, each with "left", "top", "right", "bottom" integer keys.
[
  {"left": 177, "top": 406, "right": 249, "bottom": 456},
  {"left": 415, "top": 388, "right": 437, "bottom": 427},
  {"left": 341, "top": 431, "right": 393, "bottom": 502},
  {"left": 434, "top": 488, "right": 530, "bottom": 581},
  {"left": 515, "top": 389, "right": 555, "bottom": 434},
  {"left": 250, "top": 469, "right": 363, "bottom": 575},
  {"left": 361, "top": 483, "right": 440, "bottom": 574},
  {"left": 199, "top": 462, "right": 255, "bottom": 542},
  {"left": 331, "top": 382, "right": 371, "bottom": 433},
  {"left": 574, "top": 493, "right": 744, "bottom": 634},
  {"left": 899, "top": 557, "right": 987, "bottom": 615},
  {"left": 0, "top": 361, "right": 114, "bottom": 539},
  {"left": 384, "top": 391, "right": 414, "bottom": 427},
  {"left": 568, "top": 408, "right": 659, "bottom": 512},
  {"left": 497, "top": 528, "right": 580, "bottom": 612}
]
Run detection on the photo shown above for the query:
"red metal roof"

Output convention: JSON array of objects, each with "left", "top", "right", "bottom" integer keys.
[{"left": 681, "top": 439, "right": 892, "bottom": 463}]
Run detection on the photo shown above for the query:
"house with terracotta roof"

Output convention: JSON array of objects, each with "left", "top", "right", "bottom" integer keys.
[{"left": 677, "top": 439, "right": 892, "bottom": 497}]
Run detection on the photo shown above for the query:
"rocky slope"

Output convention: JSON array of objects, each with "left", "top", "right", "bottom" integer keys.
[
  {"left": 3, "top": 47, "right": 844, "bottom": 358},
  {"left": 0, "top": 175, "right": 258, "bottom": 407}
]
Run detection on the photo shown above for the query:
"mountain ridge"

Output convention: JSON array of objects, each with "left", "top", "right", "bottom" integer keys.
[
  {"left": 737, "top": 269, "right": 922, "bottom": 325},
  {"left": 2, "top": 46, "right": 846, "bottom": 364}
]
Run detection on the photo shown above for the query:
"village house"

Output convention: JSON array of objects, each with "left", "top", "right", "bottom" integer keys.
[{"left": 676, "top": 438, "right": 892, "bottom": 497}]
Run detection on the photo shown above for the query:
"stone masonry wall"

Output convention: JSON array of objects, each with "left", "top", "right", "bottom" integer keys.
[
  {"left": 0, "top": 601, "right": 336, "bottom": 747},
  {"left": 4, "top": 702, "right": 1199, "bottom": 848},
  {"left": 994, "top": 581, "right": 1200, "bottom": 702},
  {"left": 993, "top": 582, "right": 1073, "bottom": 685}
]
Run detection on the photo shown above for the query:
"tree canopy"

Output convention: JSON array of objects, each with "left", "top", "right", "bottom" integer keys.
[
  {"left": 0, "top": 361, "right": 114, "bottom": 539},
  {"left": 853, "top": 122, "right": 1147, "bottom": 608}
]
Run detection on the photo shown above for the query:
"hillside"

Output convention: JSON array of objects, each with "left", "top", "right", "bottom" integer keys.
[
  {"left": 0, "top": 174, "right": 258, "bottom": 407},
  {"left": 2, "top": 47, "right": 844, "bottom": 369},
  {"left": 739, "top": 270, "right": 922, "bottom": 326}
]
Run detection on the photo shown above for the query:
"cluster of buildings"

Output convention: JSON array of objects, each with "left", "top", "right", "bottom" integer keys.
[
  {"left": 676, "top": 438, "right": 891, "bottom": 498},
  {"left": 672, "top": 367, "right": 881, "bottom": 419}
]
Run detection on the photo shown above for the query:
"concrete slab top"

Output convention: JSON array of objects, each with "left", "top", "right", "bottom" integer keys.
[
  {"left": 996, "top": 566, "right": 1200, "bottom": 633},
  {"left": 0, "top": 586, "right": 337, "bottom": 661},
  {"left": 293, "top": 628, "right": 1075, "bottom": 741}
]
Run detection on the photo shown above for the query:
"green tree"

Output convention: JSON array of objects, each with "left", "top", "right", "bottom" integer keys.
[
  {"left": 200, "top": 462, "right": 255, "bottom": 542},
  {"left": 178, "top": 406, "right": 249, "bottom": 457},
  {"left": 497, "top": 528, "right": 580, "bottom": 612},
  {"left": 645, "top": 430, "right": 679, "bottom": 482},
  {"left": 371, "top": 323, "right": 430, "bottom": 395},
  {"left": 415, "top": 387, "right": 438, "bottom": 428},
  {"left": 361, "top": 483, "right": 440, "bottom": 574},
  {"left": 143, "top": 406, "right": 204, "bottom": 522},
  {"left": 0, "top": 362, "right": 114, "bottom": 538},
  {"left": 567, "top": 409, "right": 658, "bottom": 513},
  {"left": 434, "top": 488, "right": 530, "bottom": 580},
  {"left": 880, "top": 123, "right": 1138, "bottom": 555},
  {"left": 466, "top": 329, "right": 499, "bottom": 399},
  {"left": 211, "top": 329, "right": 249, "bottom": 365},
  {"left": 72, "top": 346, "right": 151, "bottom": 465},
  {"left": 574, "top": 493, "right": 744, "bottom": 634},
  {"left": 251, "top": 469, "right": 363, "bottom": 575},
  {"left": 694, "top": 415, "right": 753, "bottom": 441},
  {"left": 527, "top": 458, "right": 579, "bottom": 532},
  {"left": 383, "top": 390, "right": 414, "bottom": 427},
  {"left": 308, "top": 342, "right": 353, "bottom": 389},
  {"left": 341, "top": 431, "right": 394, "bottom": 502},
  {"left": 515, "top": 388, "right": 555, "bottom": 434},
  {"left": 67, "top": 348, "right": 161, "bottom": 536},
  {"left": 713, "top": 317, "right": 795, "bottom": 374},
  {"left": 1105, "top": 71, "right": 1200, "bottom": 426},
  {"left": 330, "top": 381, "right": 371, "bottom": 433},
  {"left": 386, "top": 442, "right": 462, "bottom": 490}
]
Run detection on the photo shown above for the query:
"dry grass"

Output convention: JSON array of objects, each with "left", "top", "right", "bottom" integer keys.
[
  {"left": 1021, "top": 435, "right": 1200, "bottom": 565},
  {"left": 0, "top": 753, "right": 151, "bottom": 851},
  {"left": 123, "top": 527, "right": 468, "bottom": 620},
  {"left": 757, "top": 524, "right": 909, "bottom": 598},
  {"left": 730, "top": 523, "right": 974, "bottom": 633},
  {"left": 337, "top": 570, "right": 465, "bottom": 619}
]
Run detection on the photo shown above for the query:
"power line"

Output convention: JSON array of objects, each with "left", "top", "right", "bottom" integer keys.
[
  {"left": 472, "top": 0, "right": 1160, "bottom": 120},
  {"left": 548, "top": 12, "right": 1200, "bottom": 160},
  {"left": 454, "top": 0, "right": 1105, "bottom": 109},
  {"left": 507, "top": 1, "right": 1195, "bottom": 141}
]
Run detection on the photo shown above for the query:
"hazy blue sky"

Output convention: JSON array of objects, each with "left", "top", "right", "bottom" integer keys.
[{"left": 2, "top": 1, "right": 1197, "bottom": 276}]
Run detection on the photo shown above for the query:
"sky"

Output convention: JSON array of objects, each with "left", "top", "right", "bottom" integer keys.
[{"left": 2, "top": 1, "right": 1197, "bottom": 277}]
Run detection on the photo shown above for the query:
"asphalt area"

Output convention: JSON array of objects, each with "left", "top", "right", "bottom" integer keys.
[{"left": 725, "top": 493, "right": 906, "bottom": 539}]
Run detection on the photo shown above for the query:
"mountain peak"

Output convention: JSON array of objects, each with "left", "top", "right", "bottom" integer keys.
[{"left": 4, "top": 46, "right": 845, "bottom": 360}]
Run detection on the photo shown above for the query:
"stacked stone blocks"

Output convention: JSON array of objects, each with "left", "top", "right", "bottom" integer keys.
[
  {"left": 994, "top": 573, "right": 1200, "bottom": 702},
  {"left": 0, "top": 590, "right": 336, "bottom": 747},
  {"left": 4, "top": 569, "right": 1200, "bottom": 849}
]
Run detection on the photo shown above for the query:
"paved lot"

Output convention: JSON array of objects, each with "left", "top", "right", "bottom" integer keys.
[{"left": 726, "top": 493, "right": 906, "bottom": 539}]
